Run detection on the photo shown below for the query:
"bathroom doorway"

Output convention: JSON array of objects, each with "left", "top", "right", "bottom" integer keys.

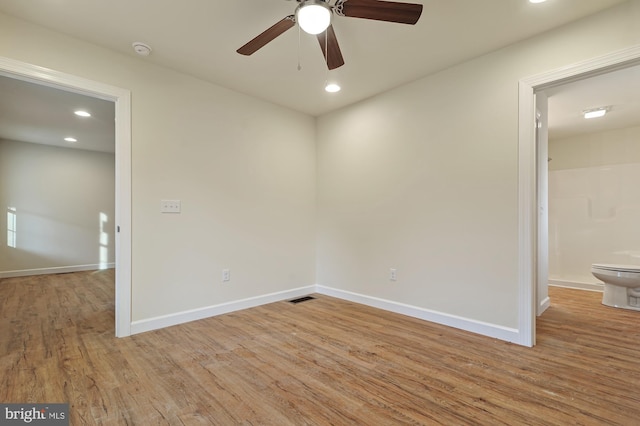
[
  {"left": 518, "top": 45, "right": 640, "bottom": 346},
  {"left": 541, "top": 65, "right": 640, "bottom": 298}
]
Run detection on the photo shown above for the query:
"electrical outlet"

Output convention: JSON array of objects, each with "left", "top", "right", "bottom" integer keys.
[
  {"left": 390, "top": 268, "right": 397, "bottom": 281},
  {"left": 222, "top": 269, "right": 230, "bottom": 282},
  {"left": 160, "top": 199, "right": 181, "bottom": 213}
]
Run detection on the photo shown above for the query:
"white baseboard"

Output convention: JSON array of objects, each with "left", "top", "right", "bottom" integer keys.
[
  {"left": 130, "top": 285, "right": 316, "bottom": 335},
  {"left": 2, "top": 270, "right": 529, "bottom": 344},
  {"left": 537, "top": 296, "right": 550, "bottom": 316},
  {"left": 0, "top": 263, "right": 115, "bottom": 279},
  {"left": 132, "top": 284, "right": 523, "bottom": 344},
  {"left": 549, "top": 279, "right": 604, "bottom": 292},
  {"left": 315, "top": 285, "right": 521, "bottom": 344}
]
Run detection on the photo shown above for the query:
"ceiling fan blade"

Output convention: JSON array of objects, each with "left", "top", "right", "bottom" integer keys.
[
  {"left": 337, "top": 0, "right": 423, "bottom": 25},
  {"left": 317, "top": 25, "right": 345, "bottom": 70},
  {"left": 237, "top": 15, "right": 296, "bottom": 56}
]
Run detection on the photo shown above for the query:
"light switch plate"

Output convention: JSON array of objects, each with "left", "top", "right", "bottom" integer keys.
[{"left": 160, "top": 200, "right": 181, "bottom": 213}]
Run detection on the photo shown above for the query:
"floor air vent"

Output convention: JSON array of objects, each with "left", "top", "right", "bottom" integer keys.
[{"left": 288, "top": 296, "right": 316, "bottom": 304}]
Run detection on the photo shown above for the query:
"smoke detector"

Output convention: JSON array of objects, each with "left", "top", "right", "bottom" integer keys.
[{"left": 132, "top": 42, "right": 152, "bottom": 56}]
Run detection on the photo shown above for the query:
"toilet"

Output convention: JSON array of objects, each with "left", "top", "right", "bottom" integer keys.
[{"left": 591, "top": 264, "right": 640, "bottom": 311}]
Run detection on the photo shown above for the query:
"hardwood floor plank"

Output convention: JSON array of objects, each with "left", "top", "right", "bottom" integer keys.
[{"left": 2, "top": 271, "right": 640, "bottom": 424}]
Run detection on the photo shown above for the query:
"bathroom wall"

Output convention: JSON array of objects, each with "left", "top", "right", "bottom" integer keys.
[{"left": 548, "top": 125, "right": 640, "bottom": 287}]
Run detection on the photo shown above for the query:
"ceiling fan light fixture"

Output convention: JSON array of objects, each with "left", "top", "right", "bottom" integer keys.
[{"left": 296, "top": 0, "right": 332, "bottom": 35}]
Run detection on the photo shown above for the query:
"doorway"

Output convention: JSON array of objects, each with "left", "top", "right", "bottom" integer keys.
[
  {"left": 541, "top": 65, "right": 640, "bottom": 297},
  {"left": 0, "top": 56, "right": 132, "bottom": 337},
  {"left": 518, "top": 45, "right": 640, "bottom": 347}
]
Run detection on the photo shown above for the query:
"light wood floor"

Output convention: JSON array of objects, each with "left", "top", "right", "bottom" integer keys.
[{"left": 2, "top": 271, "right": 640, "bottom": 425}]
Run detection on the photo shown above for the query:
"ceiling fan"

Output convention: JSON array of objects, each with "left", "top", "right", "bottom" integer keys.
[{"left": 237, "top": 0, "right": 423, "bottom": 70}]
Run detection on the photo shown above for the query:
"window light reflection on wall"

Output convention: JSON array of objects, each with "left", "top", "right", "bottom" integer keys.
[
  {"left": 99, "top": 212, "right": 109, "bottom": 269},
  {"left": 7, "top": 207, "right": 17, "bottom": 248}
]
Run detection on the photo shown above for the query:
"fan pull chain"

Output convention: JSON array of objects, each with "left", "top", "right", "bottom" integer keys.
[{"left": 297, "top": 25, "right": 302, "bottom": 71}]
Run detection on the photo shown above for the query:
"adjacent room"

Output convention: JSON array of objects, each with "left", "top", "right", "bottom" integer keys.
[{"left": 1, "top": 0, "right": 640, "bottom": 423}]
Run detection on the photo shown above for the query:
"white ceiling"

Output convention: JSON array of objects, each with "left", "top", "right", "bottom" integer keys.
[
  {"left": 0, "top": 0, "right": 637, "bottom": 153},
  {"left": 0, "top": 75, "right": 115, "bottom": 153},
  {"left": 546, "top": 64, "right": 640, "bottom": 140},
  {"left": 0, "top": 0, "right": 628, "bottom": 116}
]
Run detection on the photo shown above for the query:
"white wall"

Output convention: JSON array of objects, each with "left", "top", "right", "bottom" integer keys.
[
  {"left": 0, "top": 12, "right": 317, "bottom": 324},
  {"left": 316, "top": 1, "right": 640, "bottom": 334},
  {"left": 0, "top": 139, "right": 115, "bottom": 274},
  {"left": 548, "top": 125, "right": 640, "bottom": 285}
]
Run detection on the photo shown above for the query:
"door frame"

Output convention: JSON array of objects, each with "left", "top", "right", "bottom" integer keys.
[
  {"left": 517, "top": 45, "right": 640, "bottom": 347},
  {"left": 0, "top": 57, "right": 132, "bottom": 337}
]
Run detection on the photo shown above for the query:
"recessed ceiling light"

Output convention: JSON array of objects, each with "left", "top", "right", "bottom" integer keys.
[
  {"left": 64, "top": 137, "right": 77, "bottom": 143},
  {"left": 325, "top": 82, "right": 341, "bottom": 93},
  {"left": 74, "top": 110, "right": 91, "bottom": 117},
  {"left": 583, "top": 107, "right": 609, "bottom": 119},
  {"left": 529, "top": 0, "right": 547, "bottom": 3}
]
